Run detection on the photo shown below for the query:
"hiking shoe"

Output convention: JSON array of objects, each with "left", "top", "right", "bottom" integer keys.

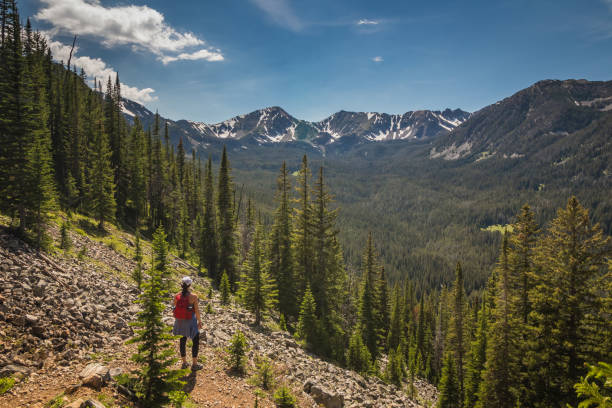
[
  {"left": 191, "top": 363, "right": 203, "bottom": 371},
  {"left": 181, "top": 362, "right": 189, "bottom": 369}
]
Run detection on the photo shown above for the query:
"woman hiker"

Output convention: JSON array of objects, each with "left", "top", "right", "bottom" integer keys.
[{"left": 173, "top": 276, "right": 203, "bottom": 369}]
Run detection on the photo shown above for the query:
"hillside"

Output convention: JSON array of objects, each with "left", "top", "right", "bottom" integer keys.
[{"left": 0, "top": 216, "right": 436, "bottom": 408}]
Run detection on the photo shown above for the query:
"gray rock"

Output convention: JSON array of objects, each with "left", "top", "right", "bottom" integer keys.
[
  {"left": 82, "top": 399, "right": 106, "bottom": 408},
  {"left": 0, "top": 364, "right": 31, "bottom": 378}
]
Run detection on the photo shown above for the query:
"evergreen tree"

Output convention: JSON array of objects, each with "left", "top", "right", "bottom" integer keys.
[
  {"left": 358, "top": 233, "right": 382, "bottom": 359},
  {"left": 447, "top": 262, "right": 466, "bottom": 407},
  {"left": 526, "top": 197, "right": 611, "bottom": 407},
  {"left": 217, "top": 146, "right": 237, "bottom": 289},
  {"left": 220, "top": 271, "right": 231, "bottom": 305},
  {"left": 238, "top": 219, "right": 278, "bottom": 326},
  {"left": 127, "top": 226, "right": 186, "bottom": 407},
  {"left": 477, "top": 234, "right": 521, "bottom": 408},
  {"left": 292, "top": 155, "right": 313, "bottom": 301},
  {"left": 386, "top": 345, "right": 406, "bottom": 387},
  {"left": 133, "top": 231, "right": 143, "bottom": 289},
  {"left": 387, "top": 284, "right": 404, "bottom": 352},
  {"left": 200, "top": 156, "right": 218, "bottom": 280},
  {"left": 296, "top": 285, "right": 318, "bottom": 349},
  {"left": 346, "top": 327, "right": 372, "bottom": 374},
  {"left": 87, "top": 114, "right": 116, "bottom": 230},
  {"left": 377, "top": 266, "right": 390, "bottom": 349},
  {"left": 269, "top": 161, "right": 296, "bottom": 320},
  {"left": 437, "top": 352, "right": 461, "bottom": 408},
  {"left": 464, "top": 300, "right": 488, "bottom": 408}
]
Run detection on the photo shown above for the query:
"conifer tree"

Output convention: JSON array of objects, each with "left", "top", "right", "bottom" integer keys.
[
  {"left": 200, "top": 156, "right": 218, "bottom": 280},
  {"left": 269, "top": 161, "right": 296, "bottom": 320},
  {"left": 509, "top": 204, "right": 539, "bottom": 324},
  {"left": 437, "top": 352, "right": 461, "bottom": 408},
  {"left": 127, "top": 226, "right": 186, "bottom": 407},
  {"left": 296, "top": 285, "right": 318, "bottom": 349},
  {"left": 377, "top": 266, "right": 390, "bottom": 349},
  {"left": 526, "top": 197, "right": 611, "bottom": 407},
  {"left": 292, "top": 155, "right": 313, "bottom": 300},
  {"left": 387, "top": 284, "right": 404, "bottom": 352},
  {"left": 238, "top": 220, "right": 278, "bottom": 326},
  {"left": 346, "top": 327, "right": 372, "bottom": 374},
  {"left": 133, "top": 231, "right": 143, "bottom": 289},
  {"left": 87, "top": 114, "right": 116, "bottom": 230},
  {"left": 447, "top": 262, "right": 466, "bottom": 407},
  {"left": 358, "top": 233, "right": 382, "bottom": 359},
  {"left": 464, "top": 300, "right": 488, "bottom": 408},
  {"left": 126, "top": 117, "right": 146, "bottom": 226},
  {"left": 220, "top": 271, "right": 231, "bottom": 305},
  {"left": 477, "top": 234, "right": 520, "bottom": 408},
  {"left": 217, "top": 146, "right": 237, "bottom": 289}
]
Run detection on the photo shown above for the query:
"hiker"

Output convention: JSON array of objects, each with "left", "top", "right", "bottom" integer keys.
[{"left": 173, "top": 276, "right": 203, "bottom": 369}]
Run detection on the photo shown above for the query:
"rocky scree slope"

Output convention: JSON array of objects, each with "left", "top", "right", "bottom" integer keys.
[{"left": 0, "top": 225, "right": 436, "bottom": 407}]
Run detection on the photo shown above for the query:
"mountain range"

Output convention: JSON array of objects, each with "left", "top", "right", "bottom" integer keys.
[{"left": 121, "top": 99, "right": 470, "bottom": 152}]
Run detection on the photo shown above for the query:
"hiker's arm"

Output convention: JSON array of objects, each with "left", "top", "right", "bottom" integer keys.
[{"left": 193, "top": 295, "right": 203, "bottom": 329}]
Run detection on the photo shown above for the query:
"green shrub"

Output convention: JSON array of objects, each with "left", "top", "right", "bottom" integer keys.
[
  {"left": 226, "top": 330, "right": 249, "bottom": 374},
  {"left": 0, "top": 377, "right": 15, "bottom": 395},
  {"left": 273, "top": 386, "right": 297, "bottom": 407},
  {"left": 251, "top": 356, "right": 275, "bottom": 390}
]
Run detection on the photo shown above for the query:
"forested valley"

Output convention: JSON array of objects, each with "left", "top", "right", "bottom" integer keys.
[{"left": 0, "top": 1, "right": 610, "bottom": 407}]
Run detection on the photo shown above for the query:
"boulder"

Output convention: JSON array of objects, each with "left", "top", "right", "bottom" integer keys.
[
  {"left": 82, "top": 400, "right": 106, "bottom": 408},
  {"left": 79, "top": 363, "right": 109, "bottom": 390},
  {"left": 64, "top": 398, "right": 85, "bottom": 408},
  {"left": 304, "top": 381, "right": 344, "bottom": 408},
  {"left": 0, "top": 364, "right": 31, "bottom": 378}
]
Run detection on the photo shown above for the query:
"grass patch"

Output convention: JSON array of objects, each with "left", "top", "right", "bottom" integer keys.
[
  {"left": 44, "top": 393, "right": 65, "bottom": 408},
  {"left": 0, "top": 377, "right": 15, "bottom": 395},
  {"left": 480, "top": 224, "right": 514, "bottom": 234}
]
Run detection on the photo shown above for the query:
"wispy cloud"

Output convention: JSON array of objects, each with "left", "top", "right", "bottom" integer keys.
[
  {"left": 357, "top": 19, "right": 379, "bottom": 25},
  {"left": 604, "top": 0, "right": 612, "bottom": 11},
  {"left": 161, "top": 49, "right": 224, "bottom": 65},
  {"left": 35, "top": 0, "right": 223, "bottom": 64},
  {"left": 47, "top": 36, "right": 157, "bottom": 104},
  {"left": 372, "top": 56, "right": 384, "bottom": 63},
  {"left": 249, "top": 0, "right": 304, "bottom": 31}
]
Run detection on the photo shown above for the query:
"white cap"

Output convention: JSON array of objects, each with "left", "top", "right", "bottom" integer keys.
[{"left": 181, "top": 276, "right": 193, "bottom": 286}]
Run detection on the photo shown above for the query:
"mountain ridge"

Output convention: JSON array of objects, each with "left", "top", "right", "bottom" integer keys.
[{"left": 121, "top": 99, "right": 470, "bottom": 151}]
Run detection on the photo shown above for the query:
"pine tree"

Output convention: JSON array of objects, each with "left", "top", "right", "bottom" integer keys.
[
  {"left": 60, "top": 221, "right": 71, "bottom": 251},
  {"left": 87, "top": 113, "right": 116, "bottom": 230},
  {"left": 217, "top": 146, "right": 237, "bottom": 289},
  {"left": 238, "top": 220, "right": 278, "bottom": 326},
  {"left": 220, "top": 271, "right": 231, "bottom": 305},
  {"left": 526, "top": 197, "right": 611, "bottom": 407},
  {"left": 200, "top": 156, "right": 218, "bottom": 280},
  {"left": 346, "top": 327, "right": 372, "bottom": 374},
  {"left": 509, "top": 204, "right": 539, "bottom": 324},
  {"left": 292, "top": 155, "right": 313, "bottom": 301},
  {"left": 377, "top": 266, "right": 390, "bottom": 350},
  {"left": 477, "top": 233, "right": 521, "bottom": 408},
  {"left": 296, "top": 285, "right": 318, "bottom": 349},
  {"left": 127, "top": 226, "right": 186, "bottom": 407},
  {"left": 437, "top": 352, "right": 461, "bottom": 408},
  {"left": 133, "top": 231, "right": 143, "bottom": 289},
  {"left": 269, "top": 161, "right": 296, "bottom": 320},
  {"left": 386, "top": 345, "right": 406, "bottom": 387},
  {"left": 447, "top": 262, "right": 466, "bottom": 407},
  {"left": 464, "top": 299, "right": 488, "bottom": 408},
  {"left": 358, "top": 233, "right": 381, "bottom": 359},
  {"left": 387, "top": 284, "right": 404, "bottom": 352},
  {"left": 126, "top": 117, "right": 146, "bottom": 226}
]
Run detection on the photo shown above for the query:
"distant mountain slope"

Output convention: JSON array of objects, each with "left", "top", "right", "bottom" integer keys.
[
  {"left": 430, "top": 79, "right": 612, "bottom": 168},
  {"left": 121, "top": 99, "right": 470, "bottom": 151}
]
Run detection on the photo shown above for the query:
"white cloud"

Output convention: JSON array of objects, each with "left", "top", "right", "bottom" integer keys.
[
  {"left": 249, "top": 0, "right": 304, "bottom": 31},
  {"left": 372, "top": 56, "right": 384, "bottom": 62},
  {"left": 161, "top": 48, "right": 225, "bottom": 65},
  {"left": 47, "top": 37, "right": 157, "bottom": 105},
  {"left": 605, "top": 0, "right": 612, "bottom": 10},
  {"left": 357, "top": 19, "right": 379, "bottom": 25},
  {"left": 36, "top": 0, "right": 223, "bottom": 64}
]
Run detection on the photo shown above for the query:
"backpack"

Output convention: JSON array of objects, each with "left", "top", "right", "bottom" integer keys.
[{"left": 173, "top": 293, "right": 194, "bottom": 320}]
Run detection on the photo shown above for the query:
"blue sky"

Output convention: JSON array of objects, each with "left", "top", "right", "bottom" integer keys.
[{"left": 19, "top": 0, "right": 612, "bottom": 123}]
